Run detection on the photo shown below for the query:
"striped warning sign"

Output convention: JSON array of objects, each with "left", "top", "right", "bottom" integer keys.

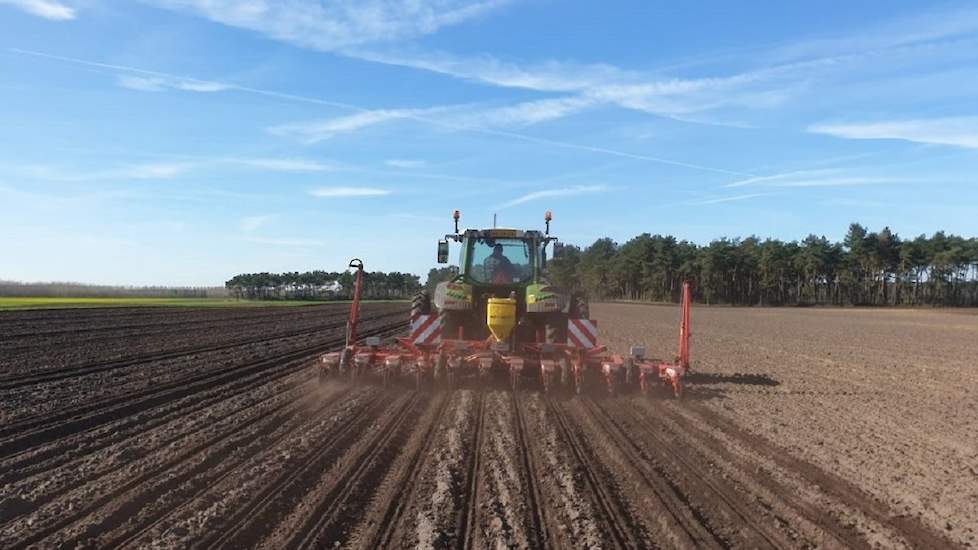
[
  {"left": 567, "top": 319, "right": 598, "bottom": 348},
  {"left": 409, "top": 313, "right": 442, "bottom": 345}
]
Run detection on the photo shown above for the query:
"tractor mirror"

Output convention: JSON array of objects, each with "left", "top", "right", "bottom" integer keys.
[{"left": 437, "top": 240, "right": 449, "bottom": 264}]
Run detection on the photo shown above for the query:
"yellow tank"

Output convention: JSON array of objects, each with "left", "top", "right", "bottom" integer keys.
[{"left": 486, "top": 296, "right": 517, "bottom": 342}]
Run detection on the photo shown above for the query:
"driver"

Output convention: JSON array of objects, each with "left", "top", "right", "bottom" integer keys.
[{"left": 483, "top": 243, "right": 516, "bottom": 283}]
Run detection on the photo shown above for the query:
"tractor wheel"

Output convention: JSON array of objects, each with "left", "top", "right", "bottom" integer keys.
[{"left": 410, "top": 291, "right": 431, "bottom": 319}]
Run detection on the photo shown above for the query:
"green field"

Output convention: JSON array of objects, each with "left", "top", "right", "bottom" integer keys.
[{"left": 0, "top": 297, "right": 337, "bottom": 310}]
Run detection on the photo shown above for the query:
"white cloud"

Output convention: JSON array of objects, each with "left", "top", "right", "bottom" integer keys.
[
  {"left": 147, "top": 0, "right": 512, "bottom": 50},
  {"left": 809, "top": 116, "right": 978, "bottom": 149},
  {"left": 352, "top": 49, "right": 634, "bottom": 93},
  {"left": 456, "top": 96, "right": 597, "bottom": 128},
  {"left": 691, "top": 193, "right": 773, "bottom": 205},
  {"left": 240, "top": 214, "right": 277, "bottom": 233},
  {"left": 117, "top": 75, "right": 167, "bottom": 92},
  {"left": 499, "top": 185, "right": 606, "bottom": 209},
  {"left": 724, "top": 168, "right": 905, "bottom": 188},
  {"left": 0, "top": 0, "right": 75, "bottom": 20},
  {"left": 354, "top": 48, "right": 797, "bottom": 119},
  {"left": 384, "top": 159, "right": 427, "bottom": 169},
  {"left": 124, "top": 163, "right": 194, "bottom": 179},
  {"left": 228, "top": 158, "right": 333, "bottom": 172},
  {"left": 19, "top": 162, "right": 195, "bottom": 181},
  {"left": 724, "top": 169, "right": 841, "bottom": 188},
  {"left": 12, "top": 48, "right": 750, "bottom": 176},
  {"left": 773, "top": 177, "right": 899, "bottom": 187},
  {"left": 269, "top": 109, "right": 428, "bottom": 143},
  {"left": 116, "top": 74, "right": 230, "bottom": 93},
  {"left": 309, "top": 187, "right": 391, "bottom": 198}
]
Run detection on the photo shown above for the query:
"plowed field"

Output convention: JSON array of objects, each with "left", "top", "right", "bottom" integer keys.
[{"left": 1, "top": 304, "right": 973, "bottom": 549}]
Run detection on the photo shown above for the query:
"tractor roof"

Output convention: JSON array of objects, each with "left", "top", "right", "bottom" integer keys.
[{"left": 461, "top": 228, "right": 546, "bottom": 239}]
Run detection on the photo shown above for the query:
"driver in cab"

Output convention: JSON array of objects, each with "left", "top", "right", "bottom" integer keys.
[{"left": 483, "top": 243, "right": 516, "bottom": 283}]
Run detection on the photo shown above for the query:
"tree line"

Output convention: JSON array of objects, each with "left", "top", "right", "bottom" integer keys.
[
  {"left": 546, "top": 223, "right": 978, "bottom": 307},
  {"left": 0, "top": 281, "right": 226, "bottom": 298},
  {"left": 225, "top": 270, "right": 421, "bottom": 301}
]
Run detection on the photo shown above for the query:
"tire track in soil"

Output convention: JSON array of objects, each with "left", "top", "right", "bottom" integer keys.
[
  {"left": 0, "top": 347, "right": 320, "bottom": 491},
  {"left": 467, "top": 390, "right": 541, "bottom": 550},
  {"left": 545, "top": 398, "right": 649, "bottom": 549},
  {"left": 518, "top": 393, "right": 604, "bottom": 549},
  {"left": 0, "top": 309, "right": 403, "bottom": 389},
  {"left": 0, "top": 362, "right": 318, "bottom": 525},
  {"left": 197, "top": 391, "right": 418, "bottom": 550},
  {"left": 385, "top": 389, "right": 481, "bottom": 549},
  {"left": 0, "top": 383, "right": 366, "bottom": 549},
  {"left": 89, "top": 384, "right": 363, "bottom": 550},
  {"left": 276, "top": 391, "right": 436, "bottom": 549},
  {"left": 133, "top": 389, "right": 393, "bottom": 550},
  {"left": 670, "top": 401, "right": 958, "bottom": 550},
  {"left": 461, "top": 390, "right": 487, "bottom": 550},
  {"left": 0, "top": 319, "right": 405, "bottom": 458},
  {"left": 511, "top": 391, "right": 551, "bottom": 550},
  {"left": 588, "top": 397, "right": 787, "bottom": 549},
  {"left": 566, "top": 398, "right": 724, "bottom": 550},
  {"left": 629, "top": 398, "right": 879, "bottom": 549},
  {"left": 346, "top": 391, "right": 453, "bottom": 550},
  {"left": 0, "top": 303, "right": 353, "bottom": 340}
]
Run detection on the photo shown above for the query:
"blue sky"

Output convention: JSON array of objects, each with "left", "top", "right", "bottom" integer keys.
[{"left": 2, "top": 0, "right": 978, "bottom": 286}]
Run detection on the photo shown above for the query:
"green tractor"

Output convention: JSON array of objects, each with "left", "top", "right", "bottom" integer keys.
[
  {"left": 412, "top": 210, "right": 588, "bottom": 348},
  {"left": 322, "top": 209, "right": 689, "bottom": 395}
]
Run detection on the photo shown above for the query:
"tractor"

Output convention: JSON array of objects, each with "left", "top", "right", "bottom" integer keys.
[{"left": 317, "top": 210, "right": 690, "bottom": 397}]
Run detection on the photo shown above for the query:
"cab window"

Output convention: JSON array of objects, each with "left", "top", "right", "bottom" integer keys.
[{"left": 468, "top": 238, "right": 532, "bottom": 284}]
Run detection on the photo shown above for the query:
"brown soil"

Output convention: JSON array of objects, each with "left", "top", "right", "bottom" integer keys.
[{"left": 0, "top": 304, "right": 971, "bottom": 549}]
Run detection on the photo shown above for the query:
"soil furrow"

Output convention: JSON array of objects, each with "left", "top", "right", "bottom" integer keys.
[
  {"left": 0, "top": 309, "right": 403, "bottom": 389},
  {"left": 510, "top": 391, "right": 550, "bottom": 550},
  {"left": 279, "top": 392, "right": 427, "bottom": 549},
  {"left": 461, "top": 391, "right": 487, "bottom": 549},
  {"left": 679, "top": 401, "right": 958, "bottom": 549},
  {"left": 591, "top": 398, "right": 785, "bottom": 549},
  {"left": 573, "top": 397, "right": 725, "bottom": 549},
  {"left": 198, "top": 391, "right": 409, "bottom": 550},
  {"left": 546, "top": 398, "right": 646, "bottom": 549},
  {"left": 0, "top": 319, "right": 405, "bottom": 457},
  {"left": 92, "top": 385, "right": 363, "bottom": 549}
]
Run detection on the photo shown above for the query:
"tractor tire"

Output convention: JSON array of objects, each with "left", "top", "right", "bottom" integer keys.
[{"left": 411, "top": 291, "right": 431, "bottom": 319}]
